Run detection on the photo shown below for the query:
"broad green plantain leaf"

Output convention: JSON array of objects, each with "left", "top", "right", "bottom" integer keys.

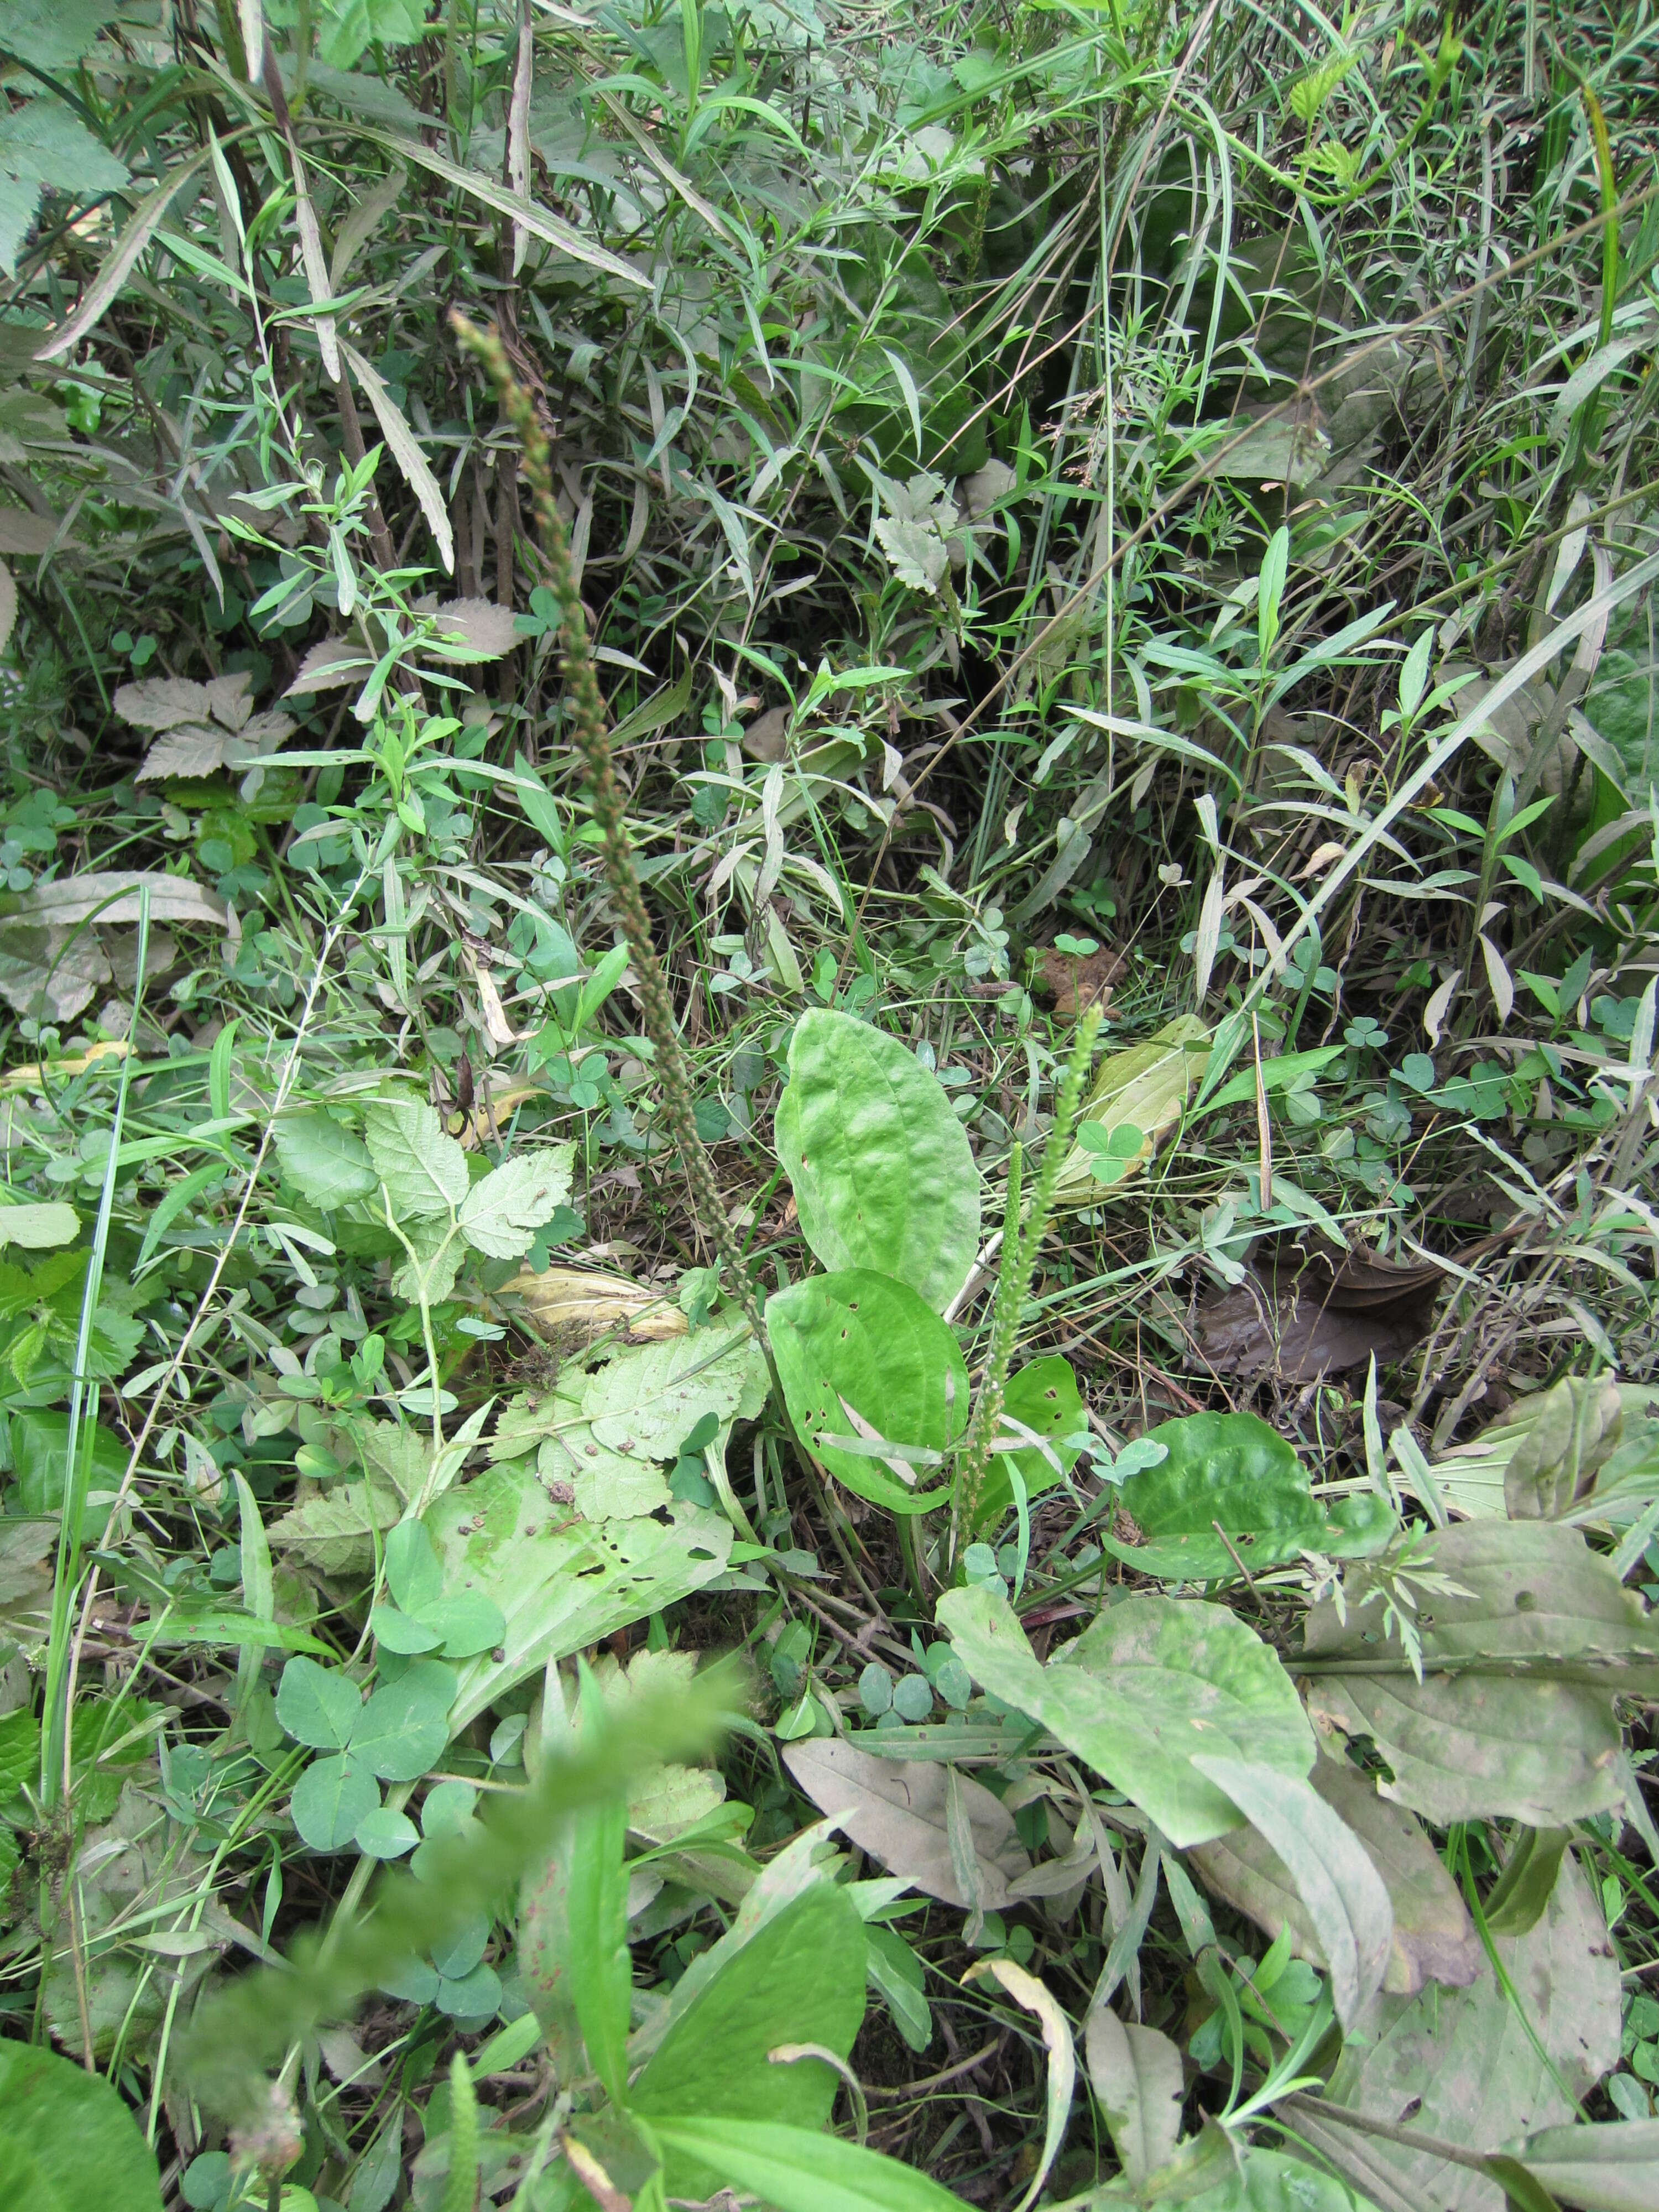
[
  {"left": 274, "top": 1114, "right": 378, "bottom": 1209},
  {"left": 1304, "top": 1523, "right": 1659, "bottom": 1825},
  {"left": 633, "top": 1884, "right": 867, "bottom": 2198},
  {"left": 973, "top": 1354, "right": 1085, "bottom": 1530},
  {"left": 1504, "top": 1374, "right": 1626, "bottom": 1520},
  {"left": 1188, "top": 1756, "right": 1393, "bottom": 2028},
  {"left": 937, "top": 1586, "right": 1314, "bottom": 1848},
  {"left": 457, "top": 1145, "right": 575, "bottom": 1259},
  {"left": 767, "top": 1270, "right": 967, "bottom": 1514},
  {"left": 1191, "top": 1754, "right": 1480, "bottom": 1995},
  {"left": 643, "top": 2118, "right": 972, "bottom": 2212},
  {"left": 1053, "top": 1016, "right": 1211, "bottom": 1208},
  {"left": 1108, "top": 1410, "right": 1396, "bottom": 1580},
  {"left": 0, "top": 2040, "right": 164, "bottom": 2212},
  {"left": 429, "top": 1466, "right": 733, "bottom": 1731},
  {"left": 1084, "top": 2008, "right": 1184, "bottom": 2188},
  {"left": 364, "top": 1097, "right": 469, "bottom": 1219},
  {"left": 1293, "top": 1855, "right": 1620, "bottom": 2212},
  {"left": 774, "top": 1008, "right": 980, "bottom": 1312},
  {"left": 1501, "top": 2122, "right": 1659, "bottom": 2212}
]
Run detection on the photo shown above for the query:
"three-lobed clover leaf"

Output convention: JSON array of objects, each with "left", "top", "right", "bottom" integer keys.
[
  {"left": 276, "top": 1652, "right": 456, "bottom": 1854},
  {"left": 1076, "top": 1119, "right": 1146, "bottom": 1186},
  {"left": 371, "top": 1518, "right": 506, "bottom": 1659}
]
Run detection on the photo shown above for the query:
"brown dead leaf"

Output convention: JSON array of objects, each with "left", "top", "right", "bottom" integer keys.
[
  {"left": 1197, "top": 1240, "right": 1443, "bottom": 1383},
  {"left": 741, "top": 706, "right": 790, "bottom": 763},
  {"left": 507, "top": 1266, "right": 688, "bottom": 1344},
  {"left": 1036, "top": 942, "right": 1124, "bottom": 1019}
]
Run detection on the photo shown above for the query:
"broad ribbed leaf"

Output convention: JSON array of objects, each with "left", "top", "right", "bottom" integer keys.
[{"left": 775, "top": 1009, "right": 979, "bottom": 1312}]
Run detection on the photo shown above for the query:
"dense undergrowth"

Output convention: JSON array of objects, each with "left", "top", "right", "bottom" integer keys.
[{"left": 1, "top": 0, "right": 1658, "bottom": 2206}]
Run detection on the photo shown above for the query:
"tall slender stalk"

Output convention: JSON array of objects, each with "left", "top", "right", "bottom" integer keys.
[
  {"left": 451, "top": 314, "right": 761, "bottom": 1335},
  {"left": 950, "top": 1009, "right": 1102, "bottom": 1562},
  {"left": 40, "top": 888, "right": 150, "bottom": 1809}
]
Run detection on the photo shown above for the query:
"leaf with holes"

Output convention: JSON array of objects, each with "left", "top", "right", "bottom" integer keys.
[
  {"left": 972, "top": 1355, "right": 1085, "bottom": 1531},
  {"left": 1291, "top": 1855, "right": 1619, "bottom": 2212},
  {"left": 767, "top": 1271, "right": 967, "bottom": 1515},
  {"left": 1304, "top": 1522, "right": 1659, "bottom": 1825},
  {"left": 1106, "top": 1409, "right": 1395, "bottom": 1581},
  {"left": 428, "top": 1468, "right": 734, "bottom": 1733},
  {"left": 1084, "top": 2009, "right": 1184, "bottom": 2189}
]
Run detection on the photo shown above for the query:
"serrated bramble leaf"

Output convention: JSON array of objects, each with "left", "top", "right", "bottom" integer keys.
[
  {"left": 274, "top": 1115, "right": 378, "bottom": 1209},
  {"left": 364, "top": 1098, "right": 469, "bottom": 1219},
  {"left": 457, "top": 1145, "right": 575, "bottom": 1259}
]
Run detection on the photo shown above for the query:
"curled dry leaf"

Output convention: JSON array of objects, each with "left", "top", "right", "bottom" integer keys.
[
  {"left": 1036, "top": 941, "right": 1124, "bottom": 1020},
  {"left": 781, "top": 1739, "right": 1031, "bottom": 1911},
  {"left": 506, "top": 1266, "right": 688, "bottom": 1344},
  {"left": 1197, "top": 1239, "right": 1443, "bottom": 1382},
  {"left": 422, "top": 598, "right": 521, "bottom": 662}
]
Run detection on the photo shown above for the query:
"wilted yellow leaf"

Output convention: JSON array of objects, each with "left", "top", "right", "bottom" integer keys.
[{"left": 1053, "top": 1016, "right": 1211, "bottom": 1207}]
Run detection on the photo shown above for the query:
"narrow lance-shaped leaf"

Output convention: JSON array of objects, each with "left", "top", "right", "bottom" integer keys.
[{"left": 342, "top": 342, "right": 455, "bottom": 574}]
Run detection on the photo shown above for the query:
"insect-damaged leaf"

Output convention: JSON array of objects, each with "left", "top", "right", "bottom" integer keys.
[
  {"left": 774, "top": 1009, "right": 980, "bottom": 1313},
  {"left": 1304, "top": 1521, "right": 1659, "bottom": 1825},
  {"left": 1084, "top": 2008, "right": 1184, "bottom": 2188},
  {"left": 1191, "top": 1755, "right": 1480, "bottom": 1995},
  {"left": 1105, "top": 1408, "right": 1395, "bottom": 1581},
  {"left": 767, "top": 1270, "right": 967, "bottom": 1515},
  {"left": 427, "top": 1470, "right": 733, "bottom": 1734},
  {"left": 937, "top": 1585, "right": 1314, "bottom": 1849},
  {"left": 969, "top": 1354, "right": 1086, "bottom": 1531},
  {"left": 1287, "top": 1855, "right": 1619, "bottom": 2212}
]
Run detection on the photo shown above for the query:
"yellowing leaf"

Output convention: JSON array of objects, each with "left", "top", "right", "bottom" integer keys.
[{"left": 1053, "top": 1016, "right": 1210, "bottom": 1207}]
